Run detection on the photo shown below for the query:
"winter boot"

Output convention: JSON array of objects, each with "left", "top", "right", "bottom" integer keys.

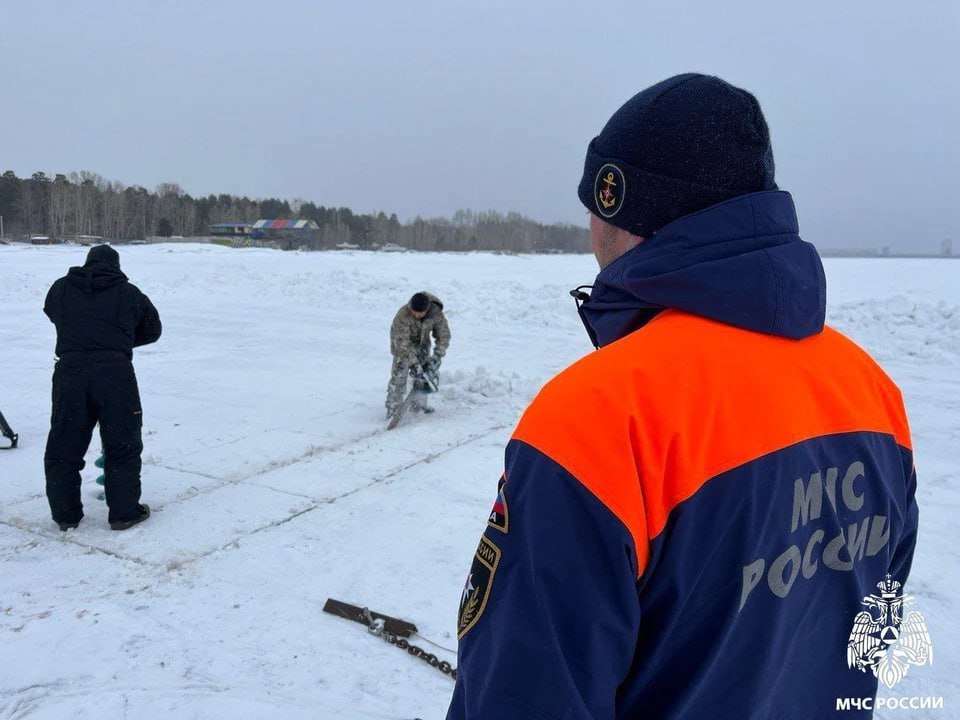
[{"left": 110, "top": 504, "right": 151, "bottom": 531}]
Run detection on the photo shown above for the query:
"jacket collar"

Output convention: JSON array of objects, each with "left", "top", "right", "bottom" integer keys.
[{"left": 579, "top": 191, "right": 826, "bottom": 347}]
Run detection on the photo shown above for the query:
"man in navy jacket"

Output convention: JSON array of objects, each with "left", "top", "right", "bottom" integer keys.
[{"left": 447, "top": 74, "right": 919, "bottom": 719}]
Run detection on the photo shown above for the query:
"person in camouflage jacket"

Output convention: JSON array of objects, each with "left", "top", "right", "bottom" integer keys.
[{"left": 386, "top": 291, "right": 451, "bottom": 417}]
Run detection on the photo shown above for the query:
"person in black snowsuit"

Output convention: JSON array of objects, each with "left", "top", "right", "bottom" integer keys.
[{"left": 43, "top": 245, "right": 161, "bottom": 531}]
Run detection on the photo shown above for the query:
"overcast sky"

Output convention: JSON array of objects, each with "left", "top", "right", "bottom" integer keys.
[{"left": 2, "top": 1, "right": 957, "bottom": 251}]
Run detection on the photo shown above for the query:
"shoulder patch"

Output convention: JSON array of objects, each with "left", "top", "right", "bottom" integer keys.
[
  {"left": 457, "top": 535, "right": 501, "bottom": 639},
  {"left": 487, "top": 474, "right": 509, "bottom": 533}
]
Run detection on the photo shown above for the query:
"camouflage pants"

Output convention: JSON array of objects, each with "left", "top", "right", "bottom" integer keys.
[{"left": 386, "top": 353, "right": 428, "bottom": 414}]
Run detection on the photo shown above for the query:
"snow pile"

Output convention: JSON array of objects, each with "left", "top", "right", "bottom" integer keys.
[
  {"left": 829, "top": 296, "right": 960, "bottom": 366},
  {"left": 441, "top": 366, "right": 524, "bottom": 404}
]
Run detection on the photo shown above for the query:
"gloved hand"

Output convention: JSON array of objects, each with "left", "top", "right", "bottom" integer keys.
[{"left": 423, "top": 355, "right": 441, "bottom": 373}]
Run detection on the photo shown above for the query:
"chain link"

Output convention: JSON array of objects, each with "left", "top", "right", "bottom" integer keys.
[{"left": 362, "top": 608, "right": 458, "bottom": 680}]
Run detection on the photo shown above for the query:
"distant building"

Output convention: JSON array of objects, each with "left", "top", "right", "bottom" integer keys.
[
  {"left": 250, "top": 219, "right": 320, "bottom": 248},
  {"left": 210, "top": 223, "right": 252, "bottom": 237},
  {"left": 943, "top": 238, "right": 953, "bottom": 257}
]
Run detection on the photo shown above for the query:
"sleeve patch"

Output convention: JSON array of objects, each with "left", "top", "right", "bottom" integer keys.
[
  {"left": 486, "top": 474, "right": 509, "bottom": 534},
  {"left": 458, "top": 535, "right": 501, "bottom": 639}
]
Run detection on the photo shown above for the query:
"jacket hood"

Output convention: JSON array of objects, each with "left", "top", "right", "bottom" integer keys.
[
  {"left": 65, "top": 263, "right": 128, "bottom": 295},
  {"left": 86, "top": 244, "right": 121, "bottom": 267},
  {"left": 579, "top": 191, "right": 826, "bottom": 347}
]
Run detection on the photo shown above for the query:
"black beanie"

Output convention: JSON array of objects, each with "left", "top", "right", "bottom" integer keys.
[
  {"left": 578, "top": 73, "right": 776, "bottom": 237},
  {"left": 409, "top": 292, "right": 430, "bottom": 313},
  {"left": 85, "top": 244, "right": 120, "bottom": 268}
]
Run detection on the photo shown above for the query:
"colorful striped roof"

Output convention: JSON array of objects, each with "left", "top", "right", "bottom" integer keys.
[{"left": 252, "top": 219, "right": 319, "bottom": 230}]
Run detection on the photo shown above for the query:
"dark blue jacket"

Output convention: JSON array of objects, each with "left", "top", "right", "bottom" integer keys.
[
  {"left": 447, "top": 192, "right": 918, "bottom": 720},
  {"left": 44, "top": 261, "right": 161, "bottom": 359}
]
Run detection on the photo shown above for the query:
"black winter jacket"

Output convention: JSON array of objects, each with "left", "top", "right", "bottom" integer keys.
[{"left": 43, "top": 261, "right": 162, "bottom": 359}]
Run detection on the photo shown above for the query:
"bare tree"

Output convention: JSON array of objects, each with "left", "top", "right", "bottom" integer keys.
[{"left": 49, "top": 174, "right": 72, "bottom": 238}]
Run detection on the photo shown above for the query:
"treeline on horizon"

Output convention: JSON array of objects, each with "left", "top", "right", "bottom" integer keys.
[{"left": 0, "top": 170, "right": 589, "bottom": 253}]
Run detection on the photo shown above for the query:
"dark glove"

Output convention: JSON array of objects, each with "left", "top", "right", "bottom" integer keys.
[{"left": 424, "top": 355, "right": 441, "bottom": 373}]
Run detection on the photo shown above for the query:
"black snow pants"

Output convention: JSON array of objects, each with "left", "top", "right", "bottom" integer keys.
[{"left": 44, "top": 351, "right": 144, "bottom": 525}]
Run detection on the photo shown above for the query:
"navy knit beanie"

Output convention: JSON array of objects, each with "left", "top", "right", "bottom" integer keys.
[
  {"left": 409, "top": 292, "right": 430, "bottom": 313},
  {"left": 85, "top": 244, "right": 120, "bottom": 268},
  {"left": 578, "top": 73, "right": 776, "bottom": 237}
]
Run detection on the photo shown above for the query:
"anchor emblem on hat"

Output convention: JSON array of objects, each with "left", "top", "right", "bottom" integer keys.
[
  {"left": 599, "top": 172, "right": 618, "bottom": 210},
  {"left": 594, "top": 163, "right": 625, "bottom": 217}
]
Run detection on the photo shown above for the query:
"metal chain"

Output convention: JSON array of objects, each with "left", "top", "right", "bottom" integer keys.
[
  {"left": 412, "top": 632, "right": 457, "bottom": 655},
  {"left": 362, "top": 608, "right": 458, "bottom": 680}
]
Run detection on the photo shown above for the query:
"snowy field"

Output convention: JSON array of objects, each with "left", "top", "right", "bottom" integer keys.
[{"left": 0, "top": 243, "right": 956, "bottom": 719}]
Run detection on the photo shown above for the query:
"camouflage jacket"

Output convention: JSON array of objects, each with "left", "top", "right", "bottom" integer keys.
[{"left": 390, "top": 292, "right": 451, "bottom": 366}]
